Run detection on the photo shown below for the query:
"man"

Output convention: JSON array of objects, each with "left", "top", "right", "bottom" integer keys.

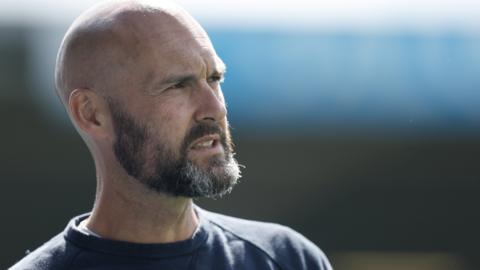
[{"left": 10, "top": 0, "right": 332, "bottom": 269}]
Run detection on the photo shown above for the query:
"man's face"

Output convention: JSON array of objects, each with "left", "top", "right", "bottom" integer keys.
[{"left": 105, "top": 13, "right": 241, "bottom": 198}]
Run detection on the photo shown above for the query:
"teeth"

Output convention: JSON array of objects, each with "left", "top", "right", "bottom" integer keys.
[{"left": 195, "top": 140, "right": 213, "bottom": 148}]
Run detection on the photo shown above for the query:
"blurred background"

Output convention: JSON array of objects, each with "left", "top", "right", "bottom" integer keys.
[{"left": 1, "top": 0, "right": 479, "bottom": 269}]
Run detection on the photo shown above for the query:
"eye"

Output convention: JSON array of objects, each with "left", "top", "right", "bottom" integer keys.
[
  {"left": 167, "top": 81, "right": 187, "bottom": 90},
  {"left": 207, "top": 74, "right": 224, "bottom": 84}
]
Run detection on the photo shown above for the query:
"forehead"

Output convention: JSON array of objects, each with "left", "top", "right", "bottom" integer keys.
[
  {"left": 98, "top": 7, "right": 226, "bottom": 103},
  {"left": 125, "top": 12, "right": 223, "bottom": 77},
  {"left": 138, "top": 32, "right": 225, "bottom": 90},
  {"left": 152, "top": 37, "right": 223, "bottom": 72}
]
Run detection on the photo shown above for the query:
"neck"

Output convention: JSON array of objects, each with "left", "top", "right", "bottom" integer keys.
[{"left": 85, "top": 172, "right": 199, "bottom": 244}]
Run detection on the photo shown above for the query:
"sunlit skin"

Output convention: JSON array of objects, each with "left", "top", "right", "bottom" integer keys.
[{"left": 55, "top": 0, "right": 229, "bottom": 243}]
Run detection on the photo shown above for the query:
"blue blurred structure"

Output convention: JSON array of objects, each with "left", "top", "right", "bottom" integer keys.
[
  {"left": 207, "top": 30, "right": 480, "bottom": 136},
  {"left": 17, "top": 25, "right": 480, "bottom": 137}
]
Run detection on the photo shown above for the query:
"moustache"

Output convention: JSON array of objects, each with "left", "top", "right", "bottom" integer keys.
[{"left": 181, "top": 122, "right": 229, "bottom": 153}]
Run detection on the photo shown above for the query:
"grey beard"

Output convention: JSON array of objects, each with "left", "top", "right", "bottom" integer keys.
[{"left": 174, "top": 157, "right": 241, "bottom": 199}]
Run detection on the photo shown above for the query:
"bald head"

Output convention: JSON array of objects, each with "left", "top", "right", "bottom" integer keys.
[
  {"left": 53, "top": 0, "right": 237, "bottom": 200},
  {"left": 55, "top": 0, "right": 210, "bottom": 106}
]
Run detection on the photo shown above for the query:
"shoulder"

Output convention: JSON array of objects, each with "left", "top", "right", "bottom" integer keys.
[
  {"left": 199, "top": 209, "right": 332, "bottom": 270},
  {"left": 9, "top": 233, "right": 80, "bottom": 270}
]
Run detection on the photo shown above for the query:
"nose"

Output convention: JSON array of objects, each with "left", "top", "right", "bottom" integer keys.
[{"left": 193, "top": 82, "right": 227, "bottom": 123}]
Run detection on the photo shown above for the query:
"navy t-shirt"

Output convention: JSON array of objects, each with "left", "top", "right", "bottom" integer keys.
[{"left": 10, "top": 207, "right": 332, "bottom": 270}]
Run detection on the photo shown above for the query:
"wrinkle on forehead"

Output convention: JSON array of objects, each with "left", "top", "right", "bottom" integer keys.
[
  {"left": 142, "top": 42, "right": 225, "bottom": 93},
  {"left": 54, "top": 0, "right": 210, "bottom": 105},
  {"left": 142, "top": 51, "right": 226, "bottom": 93}
]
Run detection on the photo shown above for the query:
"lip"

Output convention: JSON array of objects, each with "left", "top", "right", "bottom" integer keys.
[
  {"left": 188, "top": 134, "right": 221, "bottom": 149},
  {"left": 188, "top": 135, "right": 225, "bottom": 159}
]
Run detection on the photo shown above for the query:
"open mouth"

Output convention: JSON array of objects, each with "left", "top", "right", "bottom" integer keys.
[
  {"left": 188, "top": 134, "right": 223, "bottom": 154},
  {"left": 191, "top": 138, "right": 216, "bottom": 149}
]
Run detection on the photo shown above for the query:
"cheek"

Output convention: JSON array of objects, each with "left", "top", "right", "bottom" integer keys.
[{"left": 153, "top": 99, "right": 194, "bottom": 147}]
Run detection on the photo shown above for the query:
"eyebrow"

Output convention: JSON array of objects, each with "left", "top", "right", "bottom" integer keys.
[
  {"left": 162, "top": 73, "right": 197, "bottom": 85},
  {"left": 153, "top": 65, "right": 227, "bottom": 88}
]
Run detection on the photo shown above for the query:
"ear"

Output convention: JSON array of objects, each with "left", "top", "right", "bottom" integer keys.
[{"left": 68, "top": 88, "right": 111, "bottom": 139}]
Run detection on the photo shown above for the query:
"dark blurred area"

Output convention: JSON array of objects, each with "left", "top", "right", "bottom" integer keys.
[{"left": 1, "top": 21, "right": 480, "bottom": 270}]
